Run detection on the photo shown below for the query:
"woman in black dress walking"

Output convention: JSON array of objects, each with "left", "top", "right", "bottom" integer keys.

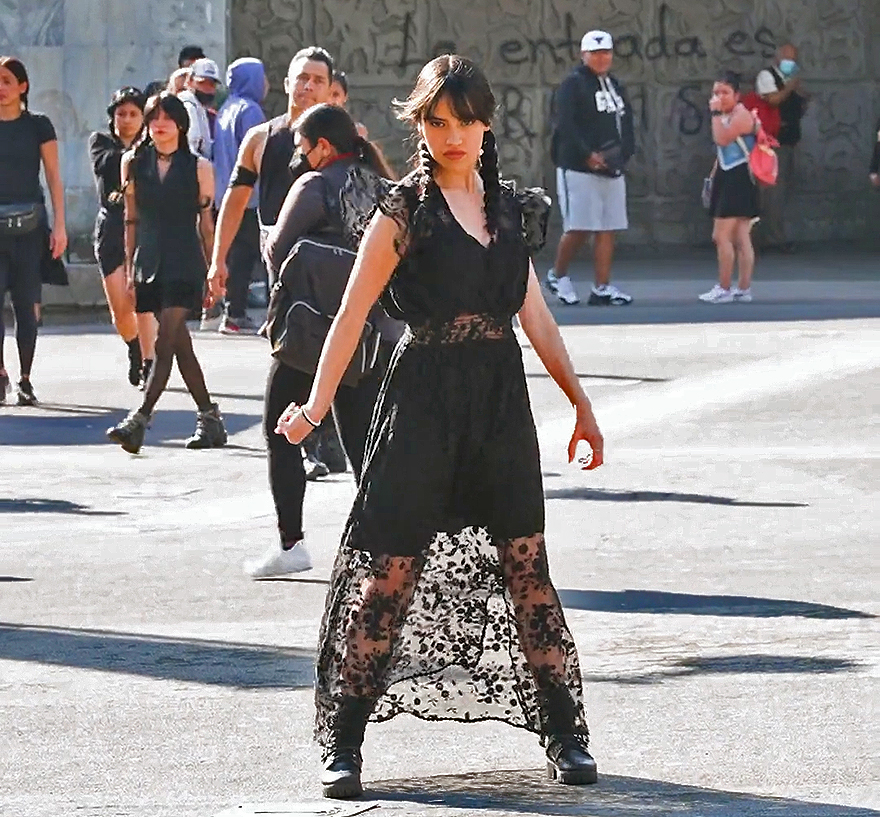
[
  {"left": 89, "top": 86, "right": 157, "bottom": 387},
  {"left": 107, "top": 93, "right": 226, "bottom": 453},
  {"left": 277, "top": 56, "right": 604, "bottom": 798}
]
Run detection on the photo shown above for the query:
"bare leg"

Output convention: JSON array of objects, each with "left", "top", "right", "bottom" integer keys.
[
  {"left": 593, "top": 231, "right": 615, "bottom": 287},
  {"left": 553, "top": 231, "right": 590, "bottom": 278},
  {"left": 102, "top": 267, "right": 138, "bottom": 341},
  {"left": 734, "top": 218, "right": 755, "bottom": 290},
  {"left": 712, "top": 218, "right": 737, "bottom": 289}
]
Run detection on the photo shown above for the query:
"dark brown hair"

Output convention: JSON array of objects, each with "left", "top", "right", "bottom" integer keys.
[
  {"left": 0, "top": 56, "right": 30, "bottom": 110},
  {"left": 140, "top": 91, "right": 190, "bottom": 154},
  {"left": 394, "top": 55, "right": 501, "bottom": 236},
  {"left": 295, "top": 103, "right": 395, "bottom": 179}
]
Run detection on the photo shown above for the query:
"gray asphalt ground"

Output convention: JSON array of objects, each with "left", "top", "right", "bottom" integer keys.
[{"left": 1, "top": 252, "right": 879, "bottom": 817}]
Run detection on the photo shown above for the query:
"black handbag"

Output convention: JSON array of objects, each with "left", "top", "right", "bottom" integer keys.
[{"left": 0, "top": 203, "right": 42, "bottom": 235}]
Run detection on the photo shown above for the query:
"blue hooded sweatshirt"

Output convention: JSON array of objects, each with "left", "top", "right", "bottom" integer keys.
[{"left": 214, "top": 58, "right": 266, "bottom": 208}]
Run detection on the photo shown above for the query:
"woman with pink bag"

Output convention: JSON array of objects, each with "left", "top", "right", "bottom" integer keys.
[{"left": 700, "top": 71, "right": 760, "bottom": 305}]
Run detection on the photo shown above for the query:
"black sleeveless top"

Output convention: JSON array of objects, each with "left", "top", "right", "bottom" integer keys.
[
  {"left": 258, "top": 114, "right": 295, "bottom": 227},
  {"left": 131, "top": 145, "right": 206, "bottom": 285}
]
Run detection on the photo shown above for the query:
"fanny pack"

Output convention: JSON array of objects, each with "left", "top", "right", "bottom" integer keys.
[{"left": 0, "top": 203, "right": 43, "bottom": 236}]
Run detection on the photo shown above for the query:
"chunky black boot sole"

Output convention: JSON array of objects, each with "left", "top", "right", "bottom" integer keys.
[
  {"left": 546, "top": 758, "right": 598, "bottom": 785},
  {"left": 322, "top": 771, "right": 363, "bottom": 799},
  {"left": 106, "top": 428, "right": 142, "bottom": 454}
]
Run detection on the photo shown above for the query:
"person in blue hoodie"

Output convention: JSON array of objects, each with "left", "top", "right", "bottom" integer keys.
[{"left": 211, "top": 57, "right": 267, "bottom": 334}]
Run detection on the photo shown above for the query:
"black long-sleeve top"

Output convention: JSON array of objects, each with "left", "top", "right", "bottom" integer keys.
[{"left": 88, "top": 131, "right": 125, "bottom": 212}]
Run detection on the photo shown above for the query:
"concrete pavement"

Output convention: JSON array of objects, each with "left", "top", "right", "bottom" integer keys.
[{"left": 1, "top": 275, "right": 879, "bottom": 816}]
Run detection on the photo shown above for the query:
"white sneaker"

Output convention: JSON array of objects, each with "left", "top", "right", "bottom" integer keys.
[
  {"left": 698, "top": 284, "right": 735, "bottom": 304},
  {"left": 588, "top": 283, "right": 633, "bottom": 306},
  {"left": 555, "top": 275, "right": 580, "bottom": 305},
  {"left": 545, "top": 268, "right": 559, "bottom": 293},
  {"left": 244, "top": 541, "right": 313, "bottom": 579},
  {"left": 732, "top": 287, "right": 753, "bottom": 303}
]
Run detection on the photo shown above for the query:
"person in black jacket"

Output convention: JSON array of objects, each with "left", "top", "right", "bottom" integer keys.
[
  {"left": 546, "top": 31, "right": 634, "bottom": 307},
  {"left": 233, "top": 103, "right": 396, "bottom": 579},
  {"left": 89, "top": 87, "right": 158, "bottom": 388}
]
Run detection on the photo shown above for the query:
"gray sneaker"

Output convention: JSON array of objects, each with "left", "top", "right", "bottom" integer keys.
[{"left": 185, "top": 403, "right": 228, "bottom": 449}]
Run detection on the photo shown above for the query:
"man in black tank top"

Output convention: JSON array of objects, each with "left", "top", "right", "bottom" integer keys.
[{"left": 208, "top": 47, "right": 333, "bottom": 294}]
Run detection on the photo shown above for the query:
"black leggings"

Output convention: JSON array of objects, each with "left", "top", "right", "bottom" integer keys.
[
  {"left": 263, "top": 353, "right": 386, "bottom": 546},
  {"left": 0, "top": 228, "right": 43, "bottom": 377}
]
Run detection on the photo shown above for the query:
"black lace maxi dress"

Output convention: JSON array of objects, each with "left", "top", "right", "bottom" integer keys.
[{"left": 315, "top": 175, "right": 589, "bottom": 745}]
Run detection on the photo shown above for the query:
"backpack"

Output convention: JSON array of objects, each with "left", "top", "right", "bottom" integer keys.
[{"left": 740, "top": 91, "right": 781, "bottom": 139}]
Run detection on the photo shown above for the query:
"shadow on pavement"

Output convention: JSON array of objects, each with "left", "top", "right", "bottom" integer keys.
[
  {"left": 367, "top": 768, "right": 879, "bottom": 816},
  {"left": 0, "top": 498, "right": 124, "bottom": 516},
  {"left": 557, "top": 588, "right": 874, "bottom": 619},
  {"left": 0, "top": 576, "right": 33, "bottom": 582},
  {"left": 0, "top": 408, "right": 259, "bottom": 446},
  {"left": 585, "top": 654, "right": 861, "bottom": 686},
  {"left": 0, "top": 623, "right": 314, "bottom": 689},
  {"left": 545, "top": 487, "right": 808, "bottom": 507}
]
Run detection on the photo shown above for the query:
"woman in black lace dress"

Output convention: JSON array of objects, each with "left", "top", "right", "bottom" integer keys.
[{"left": 277, "top": 55, "right": 605, "bottom": 799}]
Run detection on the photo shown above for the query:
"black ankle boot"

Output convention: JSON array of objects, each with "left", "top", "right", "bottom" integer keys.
[
  {"left": 539, "top": 683, "right": 597, "bottom": 785},
  {"left": 546, "top": 734, "right": 597, "bottom": 785},
  {"left": 321, "top": 696, "right": 374, "bottom": 799}
]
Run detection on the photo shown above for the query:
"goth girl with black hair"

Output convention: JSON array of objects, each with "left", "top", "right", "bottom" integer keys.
[
  {"left": 0, "top": 56, "right": 66, "bottom": 406},
  {"left": 106, "top": 92, "right": 226, "bottom": 453},
  {"left": 89, "top": 86, "right": 158, "bottom": 387},
  {"left": 276, "top": 55, "right": 604, "bottom": 798}
]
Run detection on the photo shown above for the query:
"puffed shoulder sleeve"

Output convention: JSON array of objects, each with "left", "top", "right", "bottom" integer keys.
[
  {"left": 516, "top": 187, "right": 551, "bottom": 254},
  {"left": 376, "top": 179, "right": 417, "bottom": 257}
]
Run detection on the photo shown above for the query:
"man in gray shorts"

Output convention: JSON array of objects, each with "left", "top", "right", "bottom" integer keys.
[{"left": 547, "top": 30, "right": 634, "bottom": 306}]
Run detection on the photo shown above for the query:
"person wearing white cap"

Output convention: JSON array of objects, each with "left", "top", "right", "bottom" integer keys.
[
  {"left": 178, "top": 57, "right": 221, "bottom": 159},
  {"left": 547, "top": 30, "right": 634, "bottom": 306}
]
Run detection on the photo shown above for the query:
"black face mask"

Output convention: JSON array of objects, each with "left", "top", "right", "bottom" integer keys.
[
  {"left": 194, "top": 90, "right": 215, "bottom": 106},
  {"left": 289, "top": 151, "right": 313, "bottom": 178}
]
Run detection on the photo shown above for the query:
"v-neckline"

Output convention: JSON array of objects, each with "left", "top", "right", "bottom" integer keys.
[{"left": 438, "top": 188, "right": 492, "bottom": 250}]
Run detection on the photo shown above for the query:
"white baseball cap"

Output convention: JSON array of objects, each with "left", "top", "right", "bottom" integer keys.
[
  {"left": 581, "top": 30, "right": 614, "bottom": 52},
  {"left": 190, "top": 57, "right": 221, "bottom": 83}
]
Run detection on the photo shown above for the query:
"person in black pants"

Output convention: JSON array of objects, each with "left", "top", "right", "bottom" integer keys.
[
  {"left": 106, "top": 93, "right": 226, "bottom": 453},
  {"left": 0, "top": 56, "right": 66, "bottom": 406},
  {"left": 225, "top": 103, "right": 397, "bottom": 578},
  {"left": 89, "top": 86, "right": 158, "bottom": 387}
]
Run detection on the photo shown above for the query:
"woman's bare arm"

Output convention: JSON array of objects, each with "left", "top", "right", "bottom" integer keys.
[
  {"left": 121, "top": 151, "right": 137, "bottom": 284},
  {"left": 712, "top": 104, "right": 756, "bottom": 148},
  {"left": 518, "top": 262, "right": 603, "bottom": 468},
  {"left": 196, "top": 157, "right": 216, "bottom": 264}
]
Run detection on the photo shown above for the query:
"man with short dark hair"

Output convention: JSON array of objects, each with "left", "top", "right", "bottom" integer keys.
[
  {"left": 755, "top": 43, "right": 807, "bottom": 253},
  {"left": 547, "top": 30, "right": 634, "bottom": 306},
  {"left": 178, "top": 45, "right": 205, "bottom": 69}
]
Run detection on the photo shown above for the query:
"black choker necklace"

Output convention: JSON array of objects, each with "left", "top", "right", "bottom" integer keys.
[{"left": 155, "top": 148, "right": 176, "bottom": 161}]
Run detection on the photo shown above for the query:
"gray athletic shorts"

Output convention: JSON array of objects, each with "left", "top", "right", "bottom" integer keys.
[{"left": 556, "top": 168, "right": 628, "bottom": 232}]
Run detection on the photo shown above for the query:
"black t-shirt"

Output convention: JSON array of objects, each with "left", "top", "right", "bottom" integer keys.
[{"left": 0, "top": 111, "right": 56, "bottom": 205}]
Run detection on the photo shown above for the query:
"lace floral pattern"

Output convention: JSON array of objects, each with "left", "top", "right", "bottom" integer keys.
[
  {"left": 315, "top": 528, "right": 588, "bottom": 746},
  {"left": 406, "top": 313, "right": 513, "bottom": 344}
]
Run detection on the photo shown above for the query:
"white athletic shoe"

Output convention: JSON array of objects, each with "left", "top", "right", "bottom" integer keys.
[
  {"left": 732, "top": 287, "right": 753, "bottom": 303},
  {"left": 588, "top": 283, "right": 633, "bottom": 306},
  {"left": 555, "top": 275, "right": 581, "bottom": 305},
  {"left": 698, "top": 284, "right": 735, "bottom": 304},
  {"left": 244, "top": 541, "right": 313, "bottom": 579},
  {"left": 545, "top": 268, "right": 559, "bottom": 293}
]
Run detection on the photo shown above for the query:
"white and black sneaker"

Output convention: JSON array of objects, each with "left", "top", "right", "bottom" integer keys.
[
  {"left": 555, "top": 275, "right": 581, "bottom": 305},
  {"left": 588, "top": 284, "right": 632, "bottom": 306},
  {"left": 545, "top": 268, "right": 559, "bottom": 294},
  {"left": 732, "top": 287, "right": 753, "bottom": 303},
  {"left": 698, "top": 284, "right": 734, "bottom": 304}
]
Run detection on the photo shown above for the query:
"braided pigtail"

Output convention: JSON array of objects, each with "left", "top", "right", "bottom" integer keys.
[
  {"left": 479, "top": 130, "right": 501, "bottom": 239},
  {"left": 418, "top": 140, "right": 438, "bottom": 199}
]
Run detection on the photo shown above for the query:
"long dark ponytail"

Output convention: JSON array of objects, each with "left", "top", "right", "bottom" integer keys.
[{"left": 0, "top": 56, "right": 30, "bottom": 111}]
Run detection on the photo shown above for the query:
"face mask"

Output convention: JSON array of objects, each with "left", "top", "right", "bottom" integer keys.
[
  {"left": 779, "top": 59, "right": 798, "bottom": 77},
  {"left": 289, "top": 151, "right": 313, "bottom": 177},
  {"left": 194, "top": 90, "right": 216, "bottom": 106}
]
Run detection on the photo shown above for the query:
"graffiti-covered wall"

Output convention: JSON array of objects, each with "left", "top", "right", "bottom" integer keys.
[{"left": 232, "top": 0, "right": 880, "bottom": 244}]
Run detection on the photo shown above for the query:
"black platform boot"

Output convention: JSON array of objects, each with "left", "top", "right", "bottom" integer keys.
[
  {"left": 321, "top": 696, "right": 374, "bottom": 799},
  {"left": 541, "top": 684, "right": 598, "bottom": 785}
]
